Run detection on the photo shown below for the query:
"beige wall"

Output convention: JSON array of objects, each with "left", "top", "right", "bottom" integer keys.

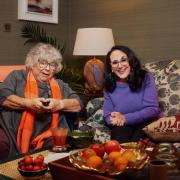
[
  {"left": 0, "top": 0, "right": 69, "bottom": 65},
  {"left": 0, "top": 0, "right": 180, "bottom": 65},
  {"left": 69, "top": 0, "right": 180, "bottom": 63}
]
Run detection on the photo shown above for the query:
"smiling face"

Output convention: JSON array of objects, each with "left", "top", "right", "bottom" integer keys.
[
  {"left": 32, "top": 59, "right": 57, "bottom": 83},
  {"left": 110, "top": 50, "right": 131, "bottom": 83},
  {"left": 25, "top": 43, "right": 63, "bottom": 81}
]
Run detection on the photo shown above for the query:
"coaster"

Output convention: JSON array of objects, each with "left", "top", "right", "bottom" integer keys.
[{"left": 51, "top": 144, "right": 70, "bottom": 153}]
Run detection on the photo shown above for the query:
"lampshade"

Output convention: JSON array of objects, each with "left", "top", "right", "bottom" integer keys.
[{"left": 73, "top": 28, "right": 115, "bottom": 56}]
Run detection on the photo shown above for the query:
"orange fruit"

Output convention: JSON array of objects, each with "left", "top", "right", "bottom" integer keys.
[
  {"left": 108, "top": 151, "right": 122, "bottom": 162},
  {"left": 81, "top": 148, "right": 96, "bottom": 161},
  {"left": 116, "top": 163, "right": 127, "bottom": 171},
  {"left": 86, "top": 155, "right": 103, "bottom": 168},
  {"left": 114, "top": 156, "right": 128, "bottom": 170},
  {"left": 122, "top": 149, "right": 136, "bottom": 162}
]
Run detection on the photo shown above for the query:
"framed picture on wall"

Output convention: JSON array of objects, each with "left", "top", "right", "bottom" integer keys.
[{"left": 18, "top": 0, "right": 58, "bottom": 24}]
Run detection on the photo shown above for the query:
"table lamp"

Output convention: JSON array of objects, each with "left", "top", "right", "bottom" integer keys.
[{"left": 73, "top": 28, "right": 115, "bottom": 95}]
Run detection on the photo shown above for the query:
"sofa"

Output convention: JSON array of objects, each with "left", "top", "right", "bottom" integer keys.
[
  {"left": 0, "top": 65, "right": 25, "bottom": 82},
  {"left": 79, "top": 59, "right": 180, "bottom": 143}
]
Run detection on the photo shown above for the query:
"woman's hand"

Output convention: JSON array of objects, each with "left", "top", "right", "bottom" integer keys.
[
  {"left": 42, "top": 98, "right": 63, "bottom": 112},
  {"left": 42, "top": 98, "right": 81, "bottom": 113},
  {"left": 110, "top": 112, "right": 126, "bottom": 126},
  {"left": 25, "top": 98, "right": 49, "bottom": 113},
  {"left": 2, "top": 95, "right": 49, "bottom": 113}
]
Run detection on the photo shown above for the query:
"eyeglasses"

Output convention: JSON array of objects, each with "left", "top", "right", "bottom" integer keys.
[
  {"left": 110, "top": 57, "right": 128, "bottom": 67},
  {"left": 38, "top": 60, "right": 57, "bottom": 71}
]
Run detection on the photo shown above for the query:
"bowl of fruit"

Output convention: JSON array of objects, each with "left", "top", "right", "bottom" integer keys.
[
  {"left": 18, "top": 154, "right": 48, "bottom": 177},
  {"left": 69, "top": 140, "right": 149, "bottom": 176}
]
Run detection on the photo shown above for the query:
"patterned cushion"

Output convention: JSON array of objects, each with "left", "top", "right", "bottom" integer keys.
[
  {"left": 79, "top": 97, "right": 110, "bottom": 143},
  {"left": 143, "top": 115, "right": 180, "bottom": 142},
  {"left": 86, "top": 98, "right": 104, "bottom": 124},
  {"left": 78, "top": 120, "right": 110, "bottom": 143},
  {"left": 145, "top": 60, "right": 180, "bottom": 116}
]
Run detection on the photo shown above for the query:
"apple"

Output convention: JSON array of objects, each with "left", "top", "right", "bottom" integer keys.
[
  {"left": 20, "top": 164, "right": 26, "bottom": 171},
  {"left": 34, "top": 157, "right": 43, "bottom": 166},
  {"left": 23, "top": 155, "right": 33, "bottom": 165},
  {"left": 90, "top": 143, "right": 105, "bottom": 158},
  {"left": 26, "top": 164, "right": 33, "bottom": 171},
  {"left": 33, "top": 165, "right": 41, "bottom": 171},
  {"left": 104, "top": 140, "right": 121, "bottom": 154}
]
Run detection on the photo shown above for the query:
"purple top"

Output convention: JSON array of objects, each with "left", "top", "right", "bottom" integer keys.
[{"left": 103, "top": 72, "right": 163, "bottom": 125}]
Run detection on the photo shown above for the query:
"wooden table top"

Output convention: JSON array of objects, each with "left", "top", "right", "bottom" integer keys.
[
  {"left": 0, "top": 150, "right": 52, "bottom": 179},
  {"left": 0, "top": 144, "right": 179, "bottom": 180}
]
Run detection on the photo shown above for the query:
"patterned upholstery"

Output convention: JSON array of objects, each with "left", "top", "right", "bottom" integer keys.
[
  {"left": 79, "top": 60, "right": 180, "bottom": 143},
  {"left": 80, "top": 98, "right": 110, "bottom": 143},
  {"left": 144, "top": 60, "right": 180, "bottom": 116},
  {"left": 86, "top": 98, "right": 104, "bottom": 124}
]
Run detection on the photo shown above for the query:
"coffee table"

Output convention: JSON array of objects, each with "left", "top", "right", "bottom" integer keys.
[
  {"left": 0, "top": 145, "right": 179, "bottom": 180},
  {"left": 49, "top": 145, "right": 180, "bottom": 180},
  {"left": 0, "top": 147, "right": 73, "bottom": 180}
]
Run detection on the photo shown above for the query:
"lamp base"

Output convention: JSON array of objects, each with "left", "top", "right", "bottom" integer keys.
[{"left": 83, "top": 57, "right": 105, "bottom": 96}]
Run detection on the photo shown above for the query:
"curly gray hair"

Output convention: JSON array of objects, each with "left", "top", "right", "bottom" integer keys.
[{"left": 25, "top": 43, "right": 63, "bottom": 73}]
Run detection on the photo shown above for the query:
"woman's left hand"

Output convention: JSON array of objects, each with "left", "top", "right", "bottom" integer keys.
[{"left": 42, "top": 98, "right": 63, "bottom": 112}]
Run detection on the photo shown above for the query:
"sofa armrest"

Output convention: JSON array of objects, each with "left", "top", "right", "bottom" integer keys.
[{"left": 0, "top": 65, "right": 25, "bottom": 82}]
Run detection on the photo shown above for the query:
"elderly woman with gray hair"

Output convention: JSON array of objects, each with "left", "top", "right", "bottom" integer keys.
[{"left": 0, "top": 43, "right": 82, "bottom": 159}]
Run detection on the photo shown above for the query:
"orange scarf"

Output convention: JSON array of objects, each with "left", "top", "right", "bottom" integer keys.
[{"left": 17, "top": 70, "right": 61, "bottom": 153}]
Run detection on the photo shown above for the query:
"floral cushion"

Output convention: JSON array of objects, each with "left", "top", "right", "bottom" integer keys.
[
  {"left": 144, "top": 60, "right": 180, "bottom": 116},
  {"left": 143, "top": 115, "right": 180, "bottom": 142},
  {"left": 78, "top": 98, "right": 110, "bottom": 143},
  {"left": 78, "top": 120, "right": 110, "bottom": 143},
  {"left": 86, "top": 98, "right": 104, "bottom": 124}
]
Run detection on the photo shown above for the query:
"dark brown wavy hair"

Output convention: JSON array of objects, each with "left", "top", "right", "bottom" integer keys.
[{"left": 104, "top": 45, "right": 146, "bottom": 92}]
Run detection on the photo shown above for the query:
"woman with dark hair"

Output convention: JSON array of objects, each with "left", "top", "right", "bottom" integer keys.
[{"left": 103, "top": 45, "right": 162, "bottom": 143}]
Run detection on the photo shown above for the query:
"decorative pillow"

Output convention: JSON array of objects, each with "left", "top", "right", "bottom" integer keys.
[
  {"left": 144, "top": 60, "right": 180, "bottom": 116},
  {"left": 143, "top": 115, "right": 180, "bottom": 142},
  {"left": 78, "top": 120, "right": 110, "bottom": 144},
  {"left": 79, "top": 97, "right": 111, "bottom": 143},
  {"left": 86, "top": 97, "right": 104, "bottom": 119},
  {"left": 144, "top": 60, "right": 179, "bottom": 84},
  {"left": 93, "top": 128, "right": 110, "bottom": 143},
  {"left": 158, "top": 82, "right": 180, "bottom": 116}
]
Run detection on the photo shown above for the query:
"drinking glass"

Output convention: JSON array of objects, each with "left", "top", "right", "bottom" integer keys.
[
  {"left": 149, "top": 160, "right": 168, "bottom": 180},
  {"left": 51, "top": 128, "right": 68, "bottom": 152}
]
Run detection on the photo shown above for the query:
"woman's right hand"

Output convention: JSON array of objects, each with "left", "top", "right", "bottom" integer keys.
[
  {"left": 2, "top": 95, "right": 49, "bottom": 112},
  {"left": 110, "top": 112, "right": 126, "bottom": 126},
  {"left": 25, "top": 98, "right": 49, "bottom": 113}
]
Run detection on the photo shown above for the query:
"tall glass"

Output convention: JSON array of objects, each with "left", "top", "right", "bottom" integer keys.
[{"left": 51, "top": 128, "right": 68, "bottom": 152}]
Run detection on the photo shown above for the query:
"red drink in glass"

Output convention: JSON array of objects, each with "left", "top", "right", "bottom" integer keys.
[{"left": 52, "top": 128, "right": 68, "bottom": 147}]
